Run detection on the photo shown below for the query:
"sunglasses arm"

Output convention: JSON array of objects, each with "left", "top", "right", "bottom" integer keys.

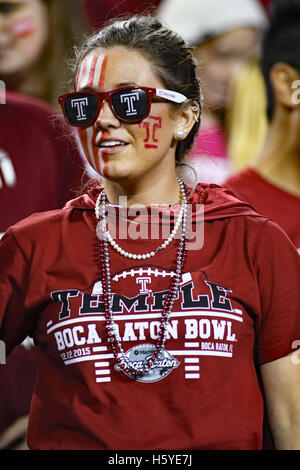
[{"left": 155, "top": 88, "right": 187, "bottom": 104}]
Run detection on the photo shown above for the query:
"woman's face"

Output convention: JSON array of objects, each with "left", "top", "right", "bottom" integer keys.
[
  {"left": 76, "top": 46, "right": 182, "bottom": 182},
  {"left": 194, "top": 27, "right": 259, "bottom": 112},
  {"left": 0, "top": 0, "right": 48, "bottom": 76}
]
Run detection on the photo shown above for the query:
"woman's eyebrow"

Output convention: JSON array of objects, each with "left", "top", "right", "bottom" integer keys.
[
  {"left": 116, "top": 82, "right": 138, "bottom": 87},
  {"left": 77, "top": 82, "right": 139, "bottom": 92},
  {"left": 79, "top": 86, "right": 95, "bottom": 92}
]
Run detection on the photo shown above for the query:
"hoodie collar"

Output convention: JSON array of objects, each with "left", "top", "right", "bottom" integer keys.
[{"left": 64, "top": 182, "right": 261, "bottom": 221}]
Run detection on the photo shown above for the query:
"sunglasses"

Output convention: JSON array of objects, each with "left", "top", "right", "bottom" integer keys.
[{"left": 58, "top": 86, "right": 187, "bottom": 127}]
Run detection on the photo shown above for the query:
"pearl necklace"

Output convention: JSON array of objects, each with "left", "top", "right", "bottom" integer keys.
[
  {"left": 95, "top": 177, "right": 186, "bottom": 259},
  {"left": 95, "top": 181, "right": 189, "bottom": 379}
]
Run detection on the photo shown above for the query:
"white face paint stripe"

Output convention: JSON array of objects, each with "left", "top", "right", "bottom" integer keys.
[
  {"left": 96, "top": 129, "right": 104, "bottom": 175},
  {"left": 92, "top": 126, "right": 104, "bottom": 176},
  {"left": 74, "top": 128, "right": 99, "bottom": 175},
  {"left": 86, "top": 126, "right": 96, "bottom": 170},
  {"left": 92, "top": 54, "right": 106, "bottom": 88},
  {"left": 76, "top": 54, "right": 94, "bottom": 90},
  {"left": 74, "top": 129, "right": 85, "bottom": 157},
  {"left": 75, "top": 128, "right": 103, "bottom": 177},
  {"left": 77, "top": 53, "right": 106, "bottom": 90},
  {"left": 95, "top": 130, "right": 105, "bottom": 176},
  {"left": 76, "top": 58, "right": 86, "bottom": 90}
]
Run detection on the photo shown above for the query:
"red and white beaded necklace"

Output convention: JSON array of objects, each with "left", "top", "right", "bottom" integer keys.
[{"left": 95, "top": 178, "right": 189, "bottom": 379}]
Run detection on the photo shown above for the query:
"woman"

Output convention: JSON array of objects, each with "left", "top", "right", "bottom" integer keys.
[{"left": 1, "top": 15, "right": 300, "bottom": 451}]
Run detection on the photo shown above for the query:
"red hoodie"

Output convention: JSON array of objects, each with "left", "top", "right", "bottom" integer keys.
[{"left": 1, "top": 183, "right": 300, "bottom": 450}]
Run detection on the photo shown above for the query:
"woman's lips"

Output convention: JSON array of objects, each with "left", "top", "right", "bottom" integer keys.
[{"left": 95, "top": 138, "right": 129, "bottom": 154}]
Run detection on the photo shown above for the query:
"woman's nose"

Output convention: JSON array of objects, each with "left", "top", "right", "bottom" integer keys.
[{"left": 94, "top": 100, "right": 120, "bottom": 129}]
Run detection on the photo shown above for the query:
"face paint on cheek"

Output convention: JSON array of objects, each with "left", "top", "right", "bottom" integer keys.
[
  {"left": 76, "top": 53, "right": 110, "bottom": 177},
  {"left": 138, "top": 115, "right": 162, "bottom": 149},
  {"left": 76, "top": 53, "right": 108, "bottom": 90},
  {"left": 77, "top": 127, "right": 110, "bottom": 178},
  {"left": 92, "top": 128, "right": 110, "bottom": 177},
  {"left": 10, "top": 18, "right": 36, "bottom": 38}
]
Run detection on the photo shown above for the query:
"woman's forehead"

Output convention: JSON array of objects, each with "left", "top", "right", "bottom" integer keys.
[{"left": 76, "top": 46, "right": 161, "bottom": 91}]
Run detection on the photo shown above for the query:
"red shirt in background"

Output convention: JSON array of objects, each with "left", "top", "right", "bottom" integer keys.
[
  {"left": 0, "top": 91, "right": 85, "bottom": 236},
  {"left": 225, "top": 167, "right": 300, "bottom": 251},
  {"left": 0, "top": 91, "right": 85, "bottom": 438}
]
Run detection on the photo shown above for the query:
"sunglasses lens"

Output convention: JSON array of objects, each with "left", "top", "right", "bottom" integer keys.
[
  {"left": 112, "top": 89, "right": 149, "bottom": 121},
  {"left": 64, "top": 93, "right": 99, "bottom": 126}
]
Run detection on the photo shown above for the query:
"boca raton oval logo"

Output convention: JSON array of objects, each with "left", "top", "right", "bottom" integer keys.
[{"left": 114, "top": 344, "right": 180, "bottom": 383}]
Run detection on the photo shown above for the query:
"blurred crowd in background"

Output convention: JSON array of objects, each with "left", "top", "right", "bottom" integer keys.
[{"left": 0, "top": 0, "right": 299, "bottom": 450}]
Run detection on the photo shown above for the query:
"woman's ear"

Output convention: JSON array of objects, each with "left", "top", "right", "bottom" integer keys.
[
  {"left": 270, "top": 62, "right": 300, "bottom": 111},
  {"left": 173, "top": 101, "right": 200, "bottom": 141}
]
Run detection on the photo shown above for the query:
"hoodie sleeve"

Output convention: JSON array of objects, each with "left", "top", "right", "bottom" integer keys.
[
  {"left": 253, "top": 219, "right": 300, "bottom": 365},
  {"left": 0, "top": 229, "right": 35, "bottom": 356}
]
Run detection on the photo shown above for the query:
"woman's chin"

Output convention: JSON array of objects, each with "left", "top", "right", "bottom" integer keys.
[{"left": 101, "top": 163, "right": 139, "bottom": 183}]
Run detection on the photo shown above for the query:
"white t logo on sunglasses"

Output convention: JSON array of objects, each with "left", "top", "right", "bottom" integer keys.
[
  {"left": 120, "top": 92, "right": 140, "bottom": 116},
  {"left": 71, "top": 97, "right": 89, "bottom": 121}
]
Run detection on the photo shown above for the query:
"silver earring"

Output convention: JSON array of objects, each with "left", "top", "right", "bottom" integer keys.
[
  {"left": 176, "top": 129, "right": 186, "bottom": 140},
  {"left": 192, "top": 105, "right": 199, "bottom": 122}
]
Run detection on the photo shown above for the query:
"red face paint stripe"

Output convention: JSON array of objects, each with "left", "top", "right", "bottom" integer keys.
[
  {"left": 88, "top": 55, "right": 100, "bottom": 88},
  {"left": 91, "top": 127, "right": 102, "bottom": 175},
  {"left": 100, "top": 131, "right": 110, "bottom": 178},
  {"left": 91, "top": 130, "right": 110, "bottom": 177},
  {"left": 102, "top": 153, "right": 109, "bottom": 178}
]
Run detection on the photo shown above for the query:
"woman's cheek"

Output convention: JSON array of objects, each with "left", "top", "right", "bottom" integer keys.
[
  {"left": 77, "top": 127, "right": 109, "bottom": 178},
  {"left": 75, "top": 53, "right": 109, "bottom": 177}
]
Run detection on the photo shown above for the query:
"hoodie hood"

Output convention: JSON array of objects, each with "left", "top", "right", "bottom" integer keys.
[{"left": 64, "top": 183, "right": 261, "bottom": 222}]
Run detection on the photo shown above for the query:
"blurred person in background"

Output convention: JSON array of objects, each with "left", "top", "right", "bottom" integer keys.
[
  {"left": 0, "top": 91, "right": 87, "bottom": 451},
  {"left": 0, "top": 0, "right": 88, "bottom": 222},
  {"left": 0, "top": 0, "right": 88, "bottom": 449},
  {"left": 157, "top": 0, "right": 268, "bottom": 184},
  {"left": 224, "top": 55, "right": 269, "bottom": 172},
  {"left": 0, "top": 0, "right": 88, "bottom": 108},
  {"left": 225, "top": 0, "right": 300, "bottom": 253},
  {"left": 0, "top": 91, "right": 85, "bottom": 237}
]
